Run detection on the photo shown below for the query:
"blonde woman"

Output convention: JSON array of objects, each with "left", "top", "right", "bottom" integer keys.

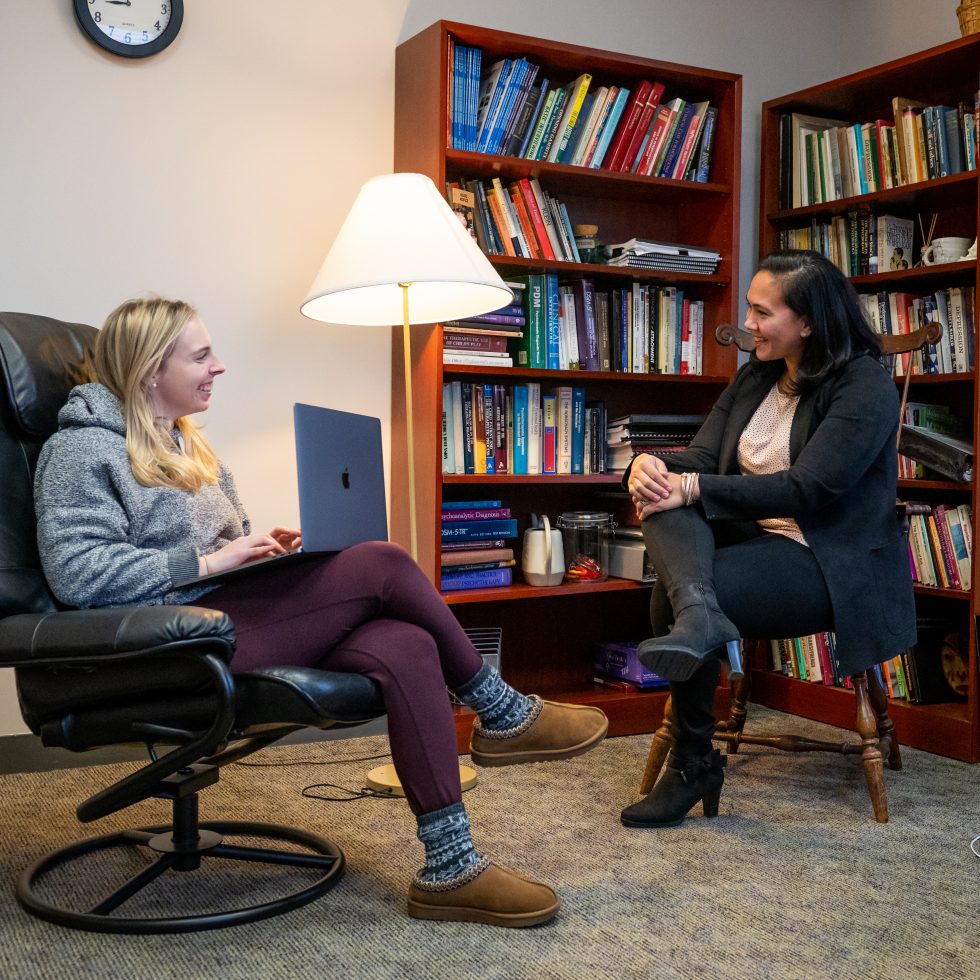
[{"left": 34, "top": 297, "right": 608, "bottom": 928}]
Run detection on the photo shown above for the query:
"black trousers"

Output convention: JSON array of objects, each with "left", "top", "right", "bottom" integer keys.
[{"left": 645, "top": 507, "right": 833, "bottom": 757}]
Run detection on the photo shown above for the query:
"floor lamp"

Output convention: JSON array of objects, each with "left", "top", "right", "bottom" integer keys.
[{"left": 300, "top": 172, "right": 513, "bottom": 795}]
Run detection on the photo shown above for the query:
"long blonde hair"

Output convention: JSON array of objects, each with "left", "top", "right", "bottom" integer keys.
[{"left": 94, "top": 297, "right": 221, "bottom": 491}]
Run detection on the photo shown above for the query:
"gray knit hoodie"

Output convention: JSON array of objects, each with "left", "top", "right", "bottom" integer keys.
[{"left": 34, "top": 383, "right": 250, "bottom": 609}]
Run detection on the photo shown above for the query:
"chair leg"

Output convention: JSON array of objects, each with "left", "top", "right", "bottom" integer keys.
[
  {"left": 718, "top": 668, "right": 751, "bottom": 754},
  {"left": 853, "top": 673, "right": 889, "bottom": 823},
  {"left": 865, "top": 667, "right": 903, "bottom": 771},
  {"left": 640, "top": 694, "right": 673, "bottom": 794}
]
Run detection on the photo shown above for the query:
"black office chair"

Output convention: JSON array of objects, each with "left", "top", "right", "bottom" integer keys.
[{"left": 0, "top": 312, "right": 387, "bottom": 933}]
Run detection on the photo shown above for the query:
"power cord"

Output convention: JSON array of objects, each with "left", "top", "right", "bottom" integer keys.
[
  {"left": 971, "top": 835, "right": 980, "bottom": 858},
  {"left": 235, "top": 750, "right": 398, "bottom": 803}
]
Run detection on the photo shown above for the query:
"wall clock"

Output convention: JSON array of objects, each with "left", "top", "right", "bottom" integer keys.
[{"left": 73, "top": 0, "right": 184, "bottom": 59}]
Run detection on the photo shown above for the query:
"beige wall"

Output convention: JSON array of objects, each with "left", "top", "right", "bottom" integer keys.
[{"left": 0, "top": 0, "right": 958, "bottom": 734}]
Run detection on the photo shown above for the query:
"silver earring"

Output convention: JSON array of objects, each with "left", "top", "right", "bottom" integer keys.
[{"left": 152, "top": 382, "right": 158, "bottom": 388}]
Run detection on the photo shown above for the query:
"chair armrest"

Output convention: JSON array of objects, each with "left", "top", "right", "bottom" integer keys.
[{"left": 0, "top": 605, "right": 235, "bottom": 667}]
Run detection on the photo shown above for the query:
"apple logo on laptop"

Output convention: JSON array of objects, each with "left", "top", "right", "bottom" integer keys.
[{"left": 341, "top": 467, "right": 351, "bottom": 489}]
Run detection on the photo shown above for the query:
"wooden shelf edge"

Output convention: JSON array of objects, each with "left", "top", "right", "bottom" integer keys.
[{"left": 444, "top": 576, "right": 652, "bottom": 604}]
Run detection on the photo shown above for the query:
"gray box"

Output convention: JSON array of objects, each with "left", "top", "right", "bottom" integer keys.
[{"left": 609, "top": 540, "right": 656, "bottom": 582}]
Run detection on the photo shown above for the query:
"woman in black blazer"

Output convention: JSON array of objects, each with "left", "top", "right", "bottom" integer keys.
[{"left": 620, "top": 250, "right": 916, "bottom": 828}]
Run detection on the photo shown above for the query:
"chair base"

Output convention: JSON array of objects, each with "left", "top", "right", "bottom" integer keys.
[{"left": 16, "top": 816, "right": 346, "bottom": 934}]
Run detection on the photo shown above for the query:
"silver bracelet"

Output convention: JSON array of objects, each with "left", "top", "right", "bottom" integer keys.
[{"left": 681, "top": 472, "right": 699, "bottom": 507}]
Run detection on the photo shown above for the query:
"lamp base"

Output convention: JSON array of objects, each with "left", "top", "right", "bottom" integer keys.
[{"left": 365, "top": 764, "right": 477, "bottom": 797}]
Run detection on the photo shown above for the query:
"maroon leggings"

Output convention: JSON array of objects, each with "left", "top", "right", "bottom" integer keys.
[{"left": 194, "top": 541, "right": 484, "bottom": 816}]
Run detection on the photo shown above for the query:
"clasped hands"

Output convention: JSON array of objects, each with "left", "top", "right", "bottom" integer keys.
[
  {"left": 628, "top": 454, "right": 688, "bottom": 520},
  {"left": 200, "top": 526, "right": 302, "bottom": 576}
]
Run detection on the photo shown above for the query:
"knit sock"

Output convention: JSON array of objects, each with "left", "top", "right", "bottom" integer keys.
[
  {"left": 415, "top": 802, "right": 485, "bottom": 884},
  {"left": 453, "top": 663, "right": 534, "bottom": 732}
]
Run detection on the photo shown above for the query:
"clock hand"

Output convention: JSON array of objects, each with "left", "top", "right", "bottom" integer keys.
[{"left": 104, "top": 1, "right": 133, "bottom": 5}]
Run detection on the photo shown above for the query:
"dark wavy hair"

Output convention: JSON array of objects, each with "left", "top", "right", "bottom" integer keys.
[{"left": 757, "top": 249, "right": 882, "bottom": 395}]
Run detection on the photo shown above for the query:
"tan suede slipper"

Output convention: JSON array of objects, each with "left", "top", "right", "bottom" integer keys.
[
  {"left": 469, "top": 697, "right": 609, "bottom": 767},
  {"left": 407, "top": 858, "right": 560, "bottom": 927}
]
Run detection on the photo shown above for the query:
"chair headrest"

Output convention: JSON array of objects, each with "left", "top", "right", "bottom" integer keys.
[{"left": 0, "top": 313, "right": 96, "bottom": 439}]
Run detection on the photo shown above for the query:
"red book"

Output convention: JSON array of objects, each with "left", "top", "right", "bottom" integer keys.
[
  {"left": 619, "top": 81, "right": 665, "bottom": 172},
  {"left": 637, "top": 102, "right": 676, "bottom": 176},
  {"left": 604, "top": 80, "right": 653, "bottom": 172},
  {"left": 518, "top": 178, "right": 557, "bottom": 260},
  {"left": 508, "top": 186, "right": 542, "bottom": 259}
]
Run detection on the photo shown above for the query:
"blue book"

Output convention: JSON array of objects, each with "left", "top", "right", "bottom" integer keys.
[
  {"left": 513, "top": 385, "right": 529, "bottom": 475},
  {"left": 497, "top": 61, "right": 539, "bottom": 156},
  {"left": 591, "top": 87, "right": 630, "bottom": 168},
  {"left": 692, "top": 106, "right": 717, "bottom": 182},
  {"left": 460, "top": 382, "right": 475, "bottom": 473},
  {"left": 487, "top": 59, "right": 528, "bottom": 155},
  {"left": 853, "top": 123, "right": 868, "bottom": 195},
  {"left": 657, "top": 102, "right": 695, "bottom": 178},
  {"left": 467, "top": 47, "right": 482, "bottom": 151},
  {"left": 571, "top": 387, "right": 586, "bottom": 474},
  {"left": 476, "top": 59, "right": 512, "bottom": 154},
  {"left": 558, "top": 203, "right": 581, "bottom": 262},
  {"left": 442, "top": 499, "right": 503, "bottom": 510},
  {"left": 441, "top": 519, "right": 519, "bottom": 542},
  {"left": 451, "top": 44, "right": 465, "bottom": 149},
  {"left": 483, "top": 383, "right": 495, "bottom": 474},
  {"left": 559, "top": 91, "right": 595, "bottom": 165},
  {"left": 518, "top": 79, "right": 550, "bottom": 158},
  {"left": 545, "top": 273, "right": 561, "bottom": 370},
  {"left": 440, "top": 567, "right": 513, "bottom": 591}
]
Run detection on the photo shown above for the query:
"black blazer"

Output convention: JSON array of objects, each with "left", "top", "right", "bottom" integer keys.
[{"left": 649, "top": 353, "right": 916, "bottom": 674}]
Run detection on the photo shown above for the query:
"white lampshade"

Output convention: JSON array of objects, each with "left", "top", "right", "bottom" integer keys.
[{"left": 301, "top": 172, "right": 513, "bottom": 325}]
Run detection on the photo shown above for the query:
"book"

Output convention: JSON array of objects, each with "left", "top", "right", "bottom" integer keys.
[
  {"left": 589, "top": 86, "right": 630, "bottom": 168},
  {"left": 619, "top": 81, "right": 666, "bottom": 172},
  {"left": 604, "top": 80, "right": 654, "bottom": 172},
  {"left": 441, "top": 507, "right": 512, "bottom": 522},
  {"left": 441, "top": 518, "right": 519, "bottom": 542},
  {"left": 442, "top": 499, "right": 503, "bottom": 510},
  {"left": 440, "top": 567, "right": 513, "bottom": 591},
  {"left": 790, "top": 113, "right": 848, "bottom": 207},
  {"left": 898, "top": 425, "right": 973, "bottom": 482},
  {"left": 876, "top": 214, "right": 914, "bottom": 272},
  {"left": 692, "top": 106, "right": 718, "bottom": 182},
  {"left": 892, "top": 97, "right": 928, "bottom": 184},
  {"left": 548, "top": 73, "right": 592, "bottom": 163}
]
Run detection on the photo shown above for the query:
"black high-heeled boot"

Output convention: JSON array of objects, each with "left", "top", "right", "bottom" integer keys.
[
  {"left": 636, "top": 507, "right": 742, "bottom": 682},
  {"left": 620, "top": 749, "right": 726, "bottom": 828}
]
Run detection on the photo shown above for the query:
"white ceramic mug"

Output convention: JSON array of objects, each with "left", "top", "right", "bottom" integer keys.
[
  {"left": 522, "top": 515, "right": 565, "bottom": 587},
  {"left": 921, "top": 236, "right": 972, "bottom": 265}
]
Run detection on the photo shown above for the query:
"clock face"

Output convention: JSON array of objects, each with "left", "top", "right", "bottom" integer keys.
[{"left": 73, "top": 0, "right": 184, "bottom": 58}]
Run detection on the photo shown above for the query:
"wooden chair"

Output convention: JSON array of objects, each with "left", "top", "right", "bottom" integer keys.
[{"left": 639, "top": 320, "right": 943, "bottom": 823}]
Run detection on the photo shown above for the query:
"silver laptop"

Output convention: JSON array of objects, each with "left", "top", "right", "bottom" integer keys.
[{"left": 175, "top": 403, "right": 388, "bottom": 587}]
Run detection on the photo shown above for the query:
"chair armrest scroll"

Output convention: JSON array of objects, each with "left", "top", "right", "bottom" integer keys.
[{"left": 0, "top": 605, "right": 235, "bottom": 667}]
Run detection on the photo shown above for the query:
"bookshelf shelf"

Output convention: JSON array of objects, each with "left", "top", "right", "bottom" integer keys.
[
  {"left": 445, "top": 149, "right": 733, "bottom": 200},
  {"left": 396, "top": 20, "right": 741, "bottom": 751},
  {"left": 483, "top": 253, "right": 731, "bottom": 287},
  {"left": 759, "top": 34, "right": 980, "bottom": 762},
  {"left": 765, "top": 170, "right": 978, "bottom": 227},
  {"left": 444, "top": 576, "right": 650, "bottom": 605},
  {"left": 443, "top": 363, "right": 732, "bottom": 385}
]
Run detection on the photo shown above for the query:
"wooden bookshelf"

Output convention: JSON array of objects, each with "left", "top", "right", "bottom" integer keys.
[
  {"left": 394, "top": 21, "right": 741, "bottom": 751},
  {"left": 759, "top": 35, "right": 980, "bottom": 761}
]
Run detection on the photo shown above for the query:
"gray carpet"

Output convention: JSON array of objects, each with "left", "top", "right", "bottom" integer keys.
[{"left": 1, "top": 707, "right": 978, "bottom": 980}]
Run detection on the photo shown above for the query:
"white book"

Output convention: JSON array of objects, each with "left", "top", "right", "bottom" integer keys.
[
  {"left": 948, "top": 287, "right": 968, "bottom": 373},
  {"left": 526, "top": 382, "right": 542, "bottom": 475},
  {"left": 442, "top": 383, "right": 453, "bottom": 474},
  {"left": 555, "top": 386, "right": 573, "bottom": 474},
  {"left": 442, "top": 351, "right": 514, "bottom": 366},
  {"left": 450, "top": 381, "right": 465, "bottom": 475}
]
